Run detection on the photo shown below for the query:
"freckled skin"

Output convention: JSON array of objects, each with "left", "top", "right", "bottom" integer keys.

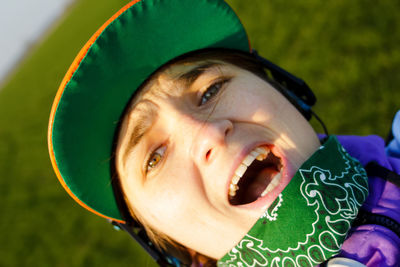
[{"left": 117, "top": 62, "right": 320, "bottom": 259}]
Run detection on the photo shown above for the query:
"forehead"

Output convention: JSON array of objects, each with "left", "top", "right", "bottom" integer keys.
[{"left": 128, "top": 60, "right": 231, "bottom": 116}]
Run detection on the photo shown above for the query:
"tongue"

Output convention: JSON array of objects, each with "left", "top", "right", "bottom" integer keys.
[{"left": 243, "top": 167, "right": 279, "bottom": 203}]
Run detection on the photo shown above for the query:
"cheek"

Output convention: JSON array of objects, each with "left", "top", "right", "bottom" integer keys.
[
  {"left": 146, "top": 190, "right": 186, "bottom": 224},
  {"left": 222, "top": 84, "right": 284, "bottom": 124},
  {"left": 130, "top": 167, "right": 203, "bottom": 228}
]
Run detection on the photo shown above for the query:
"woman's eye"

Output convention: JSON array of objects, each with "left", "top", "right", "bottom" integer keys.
[
  {"left": 199, "top": 79, "right": 229, "bottom": 106},
  {"left": 146, "top": 146, "right": 166, "bottom": 173}
]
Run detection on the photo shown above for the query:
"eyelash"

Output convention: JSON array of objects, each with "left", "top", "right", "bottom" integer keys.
[
  {"left": 199, "top": 78, "right": 230, "bottom": 106},
  {"left": 145, "top": 145, "right": 166, "bottom": 173}
]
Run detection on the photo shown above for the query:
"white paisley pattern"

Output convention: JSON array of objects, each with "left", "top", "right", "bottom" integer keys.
[
  {"left": 218, "top": 137, "right": 369, "bottom": 267},
  {"left": 261, "top": 194, "right": 283, "bottom": 222}
]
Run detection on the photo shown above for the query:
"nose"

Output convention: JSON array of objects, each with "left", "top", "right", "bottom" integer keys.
[{"left": 189, "top": 118, "right": 233, "bottom": 164}]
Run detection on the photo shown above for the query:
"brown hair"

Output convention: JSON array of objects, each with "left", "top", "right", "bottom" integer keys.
[{"left": 114, "top": 49, "right": 272, "bottom": 266}]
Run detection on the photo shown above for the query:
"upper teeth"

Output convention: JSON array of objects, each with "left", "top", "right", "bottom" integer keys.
[{"left": 228, "top": 147, "right": 269, "bottom": 197}]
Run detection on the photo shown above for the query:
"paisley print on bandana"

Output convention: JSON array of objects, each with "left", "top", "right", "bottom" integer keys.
[{"left": 218, "top": 136, "right": 369, "bottom": 267}]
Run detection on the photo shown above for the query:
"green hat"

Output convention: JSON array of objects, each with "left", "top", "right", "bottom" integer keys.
[{"left": 48, "top": 0, "right": 249, "bottom": 222}]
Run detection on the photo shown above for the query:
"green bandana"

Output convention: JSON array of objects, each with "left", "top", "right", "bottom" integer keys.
[{"left": 218, "top": 136, "right": 369, "bottom": 267}]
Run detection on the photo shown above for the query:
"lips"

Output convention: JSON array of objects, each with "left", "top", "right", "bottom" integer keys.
[{"left": 228, "top": 146, "right": 283, "bottom": 206}]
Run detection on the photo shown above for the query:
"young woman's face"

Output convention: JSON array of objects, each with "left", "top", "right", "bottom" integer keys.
[{"left": 116, "top": 61, "right": 320, "bottom": 259}]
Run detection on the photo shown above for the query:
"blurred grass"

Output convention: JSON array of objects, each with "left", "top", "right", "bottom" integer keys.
[
  {"left": 228, "top": 0, "right": 400, "bottom": 135},
  {"left": 0, "top": 0, "right": 399, "bottom": 266}
]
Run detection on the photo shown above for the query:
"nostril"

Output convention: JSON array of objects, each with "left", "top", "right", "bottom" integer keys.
[
  {"left": 205, "top": 149, "right": 211, "bottom": 160},
  {"left": 224, "top": 127, "right": 230, "bottom": 137},
  {"left": 224, "top": 120, "right": 233, "bottom": 137}
]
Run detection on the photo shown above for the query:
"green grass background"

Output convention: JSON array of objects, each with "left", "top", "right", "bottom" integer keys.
[{"left": 0, "top": 0, "right": 399, "bottom": 266}]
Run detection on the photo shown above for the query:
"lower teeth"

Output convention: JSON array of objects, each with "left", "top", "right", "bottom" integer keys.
[{"left": 260, "top": 173, "right": 281, "bottom": 197}]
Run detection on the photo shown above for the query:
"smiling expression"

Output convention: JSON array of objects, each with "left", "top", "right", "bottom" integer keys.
[{"left": 115, "top": 58, "right": 320, "bottom": 259}]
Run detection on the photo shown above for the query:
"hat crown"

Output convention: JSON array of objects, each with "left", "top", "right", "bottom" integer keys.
[{"left": 49, "top": 0, "right": 249, "bottom": 221}]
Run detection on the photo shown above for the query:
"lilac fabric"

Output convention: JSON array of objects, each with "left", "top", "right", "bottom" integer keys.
[
  {"left": 386, "top": 111, "right": 400, "bottom": 158},
  {"left": 334, "top": 135, "right": 400, "bottom": 266}
]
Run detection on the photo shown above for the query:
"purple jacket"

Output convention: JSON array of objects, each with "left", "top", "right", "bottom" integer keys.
[{"left": 335, "top": 135, "right": 400, "bottom": 266}]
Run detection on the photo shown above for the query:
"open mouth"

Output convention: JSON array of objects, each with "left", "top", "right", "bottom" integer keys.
[{"left": 229, "top": 146, "right": 282, "bottom": 206}]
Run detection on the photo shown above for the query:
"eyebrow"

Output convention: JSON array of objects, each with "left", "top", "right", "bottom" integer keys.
[
  {"left": 121, "top": 100, "right": 158, "bottom": 164},
  {"left": 176, "top": 62, "right": 220, "bottom": 88},
  {"left": 121, "top": 62, "right": 222, "bottom": 163}
]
